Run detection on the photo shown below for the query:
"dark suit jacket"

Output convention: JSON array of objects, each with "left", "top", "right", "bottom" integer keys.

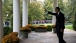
[{"left": 48, "top": 11, "right": 65, "bottom": 30}]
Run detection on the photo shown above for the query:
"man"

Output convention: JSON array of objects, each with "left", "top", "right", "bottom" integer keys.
[{"left": 47, "top": 7, "right": 66, "bottom": 43}]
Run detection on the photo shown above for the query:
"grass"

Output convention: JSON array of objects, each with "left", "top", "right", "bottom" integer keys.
[
  {"left": 65, "top": 24, "right": 73, "bottom": 30},
  {"left": 33, "top": 23, "right": 73, "bottom": 30}
]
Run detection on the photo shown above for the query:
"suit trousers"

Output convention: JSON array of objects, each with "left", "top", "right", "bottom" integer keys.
[{"left": 56, "top": 29, "right": 66, "bottom": 43}]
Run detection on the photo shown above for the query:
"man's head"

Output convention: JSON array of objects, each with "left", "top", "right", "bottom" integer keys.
[{"left": 55, "top": 7, "right": 60, "bottom": 13}]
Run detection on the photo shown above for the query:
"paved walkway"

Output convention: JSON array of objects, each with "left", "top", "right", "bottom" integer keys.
[{"left": 20, "top": 29, "right": 76, "bottom": 43}]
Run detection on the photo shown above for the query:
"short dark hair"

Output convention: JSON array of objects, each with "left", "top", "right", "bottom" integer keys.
[{"left": 55, "top": 7, "right": 60, "bottom": 11}]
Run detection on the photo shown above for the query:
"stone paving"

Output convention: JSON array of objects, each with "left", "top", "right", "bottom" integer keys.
[{"left": 20, "top": 29, "right": 76, "bottom": 43}]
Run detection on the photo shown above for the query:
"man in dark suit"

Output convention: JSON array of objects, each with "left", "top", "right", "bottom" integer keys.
[{"left": 47, "top": 7, "right": 66, "bottom": 43}]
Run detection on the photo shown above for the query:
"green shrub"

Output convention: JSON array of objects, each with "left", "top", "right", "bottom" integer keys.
[
  {"left": 47, "top": 25, "right": 52, "bottom": 31},
  {"left": 73, "top": 21, "right": 76, "bottom": 31},
  {"left": 3, "top": 26, "right": 13, "bottom": 36},
  {"left": 39, "top": 25, "right": 45, "bottom": 26},
  {"left": 73, "top": 14, "right": 76, "bottom": 31},
  {"left": 31, "top": 26, "right": 35, "bottom": 31}
]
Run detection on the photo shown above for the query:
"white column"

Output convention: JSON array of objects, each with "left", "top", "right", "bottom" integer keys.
[
  {"left": 22, "top": 0, "right": 28, "bottom": 27},
  {"left": 0, "top": 0, "right": 3, "bottom": 42},
  {"left": 13, "top": 0, "right": 20, "bottom": 36},
  {"left": 52, "top": 0, "right": 58, "bottom": 33}
]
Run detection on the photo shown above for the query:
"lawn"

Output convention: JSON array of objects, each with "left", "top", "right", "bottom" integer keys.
[{"left": 65, "top": 24, "right": 73, "bottom": 30}]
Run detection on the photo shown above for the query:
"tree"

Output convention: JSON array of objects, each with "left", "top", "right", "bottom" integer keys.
[
  {"left": 2, "top": 0, "right": 13, "bottom": 21},
  {"left": 58, "top": 0, "right": 65, "bottom": 12},
  {"left": 44, "top": 0, "right": 53, "bottom": 20},
  {"left": 64, "top": 0, "right": 76, "bottom": 30},
  {"left": 2, "top": 0, "right": 14, "bottom": 29},
  {"left": 73, "top": 12, "right": 76, "bottom": 31},
  {"left": 28, "top": 2, "right": 44, "bottom": 23},
  {"left": 68, "top": 0, "right": 76, "bottom": 31},
  {"left": 64, "top": 0, "right": 74, "bottom": 22},
  {"left": 2, "top": 0, "right": 13, "bottom": 36}
]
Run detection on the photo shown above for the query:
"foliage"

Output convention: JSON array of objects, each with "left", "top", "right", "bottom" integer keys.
[
  {"left": 67, "top": 0, "right": 76, "bottom": 30},
  {"left": 24, "top": 24, "right": 32, "bottom": 27},
  {"left": 51, "top": 25, "right": 56, "bottom": 28},
  {"left": 3, "top": 0, "right": 45, "bottom": 25},
  {"left": 31, "top": 26, "right": 35, "bottom": 31},
  {"left": 24, "top": 24, "right": 52, "bottom": 31},
  {"left": 44, "top": 0, "right": 53, "bottom": 20},
  {"left": 47, "top": 25, "right": 52, "bottom": 31},
  {"left": 2, "top": 0, "right": 13, "bottom": 21},
  {"left": 9, "top": 32, "right": 18, "bottom": 36},
  {"left": 3, "top": 26, "right": 12, "bottom": 36},
  {"left": 44, "top": 0, "right": 53, "bottom": 11},
  {"left": 28, "top": 2, "right": 44, "bottom": 23},
  {"left": 73, "top": 13, "right": 76, "bottom": 31},
  {"left": 3, "top": 0, "right": 76, "bottom": 31},
  {"left": 65, "top": 0, "right": 76, "bottom": 23},
  {"left": 58, "top": 0, "right": 65, "bottom": 12},
  {"left": 29, "top": 24, "right": 52, "bottom": 31},
  {"left": 20, "top": 24, "right": 32, "bottom": 32},
  {"left": 26, "top": 24, "right": 35, "bottom": 31},
  {"left": 34, "top": 26, "right": 47, "bottom": 29},
  {"left": 3, "top": 5, "right": 13, "bottom": 36},
  {"left": 2, "top": 0, "right": 13, "bottom": 29},
  {"left": 39, "top": 25, "right": 45, "bottom": 26},
  {"left": 20, "top": 27, "right": 31, "bottom": 32},
  {"left": 2, "top": 32, "right": 19, "bottom": 43}
]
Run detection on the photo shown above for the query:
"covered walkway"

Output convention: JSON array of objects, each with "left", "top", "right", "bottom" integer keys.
[
  {"left": 0, "top": 0, "right": 58, "bottom": 42},
  {"left": 20, "top": 29, "right": 76, "bottom": 43},
  {"left": 0, "top": 0, "right": 76, "bottom": 43}
]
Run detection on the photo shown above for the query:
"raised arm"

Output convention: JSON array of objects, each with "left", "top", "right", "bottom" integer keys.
[
  {"left": 48, "top": 11, "right": 56, "bottom": 15},
  {"left": 45, "top": 9, "right": 56, "bottom": 15}
]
